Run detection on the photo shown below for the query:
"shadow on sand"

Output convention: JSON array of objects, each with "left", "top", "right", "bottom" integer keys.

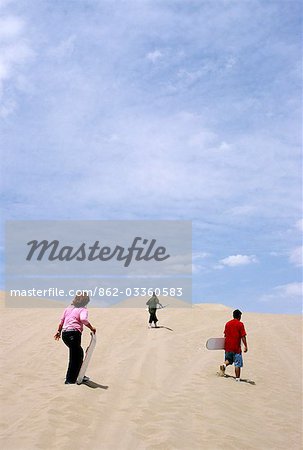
[
  {"left": 217, "top": 373, "right": 256, "bottom": 385},
  {"left": 82, "top": 380, "right": 109, "bottom": 389},
  {"left": 151, "top": 325, "right": 174, "bottom": 332}
]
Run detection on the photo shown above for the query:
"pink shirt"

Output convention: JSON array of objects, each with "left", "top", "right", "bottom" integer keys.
[{"left": 60, "top": 306, "right": 89, "bottom": 333}]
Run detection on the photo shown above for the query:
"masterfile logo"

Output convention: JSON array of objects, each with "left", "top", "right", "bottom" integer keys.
[
  {"left": 5, "top": 220, "right": 192, "bottom": 307},
  {"left": 26, "top": 237, "right": 170, "bottom": 267}
]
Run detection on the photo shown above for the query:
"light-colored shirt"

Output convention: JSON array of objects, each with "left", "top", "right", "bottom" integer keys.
[
  {"left": 60, "top": 306, "right": 89, "bottom": 332},
  {"left": 146, "top": 295, "right": 160, "bottom": 308}
]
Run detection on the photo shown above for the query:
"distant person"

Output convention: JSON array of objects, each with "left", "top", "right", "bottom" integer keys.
[
  {"left": 54, "top": 293, "right": 96, "bottom": 384},
  {"left": 219, "top": 309, "right": 248, "bottom": 382},
  {"left": 146, "top": 292, "right": 163, "bottom": 328}
]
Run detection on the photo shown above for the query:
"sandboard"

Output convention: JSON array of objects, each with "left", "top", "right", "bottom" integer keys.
[
  {"left": 206, "top": 337, "right": 225, "bottom": 350},
  {"left": 76, "top": 332, "right": 96, "bottom": 384}
]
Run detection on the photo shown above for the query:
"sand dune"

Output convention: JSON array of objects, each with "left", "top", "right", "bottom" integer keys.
[
  {"left": 0, "top": 300, "right": 301, "bottom": 450},
  {"left": 110, "top": 295, "right": 192, "bottom": 308}
]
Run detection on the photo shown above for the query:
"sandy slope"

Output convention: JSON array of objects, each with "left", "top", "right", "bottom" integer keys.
[{"left": 0, "top": 301, "right": 301, "bottom": 450}]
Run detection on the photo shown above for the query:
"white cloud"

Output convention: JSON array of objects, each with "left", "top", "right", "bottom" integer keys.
[
  {"left": 48, "top": 35, "right": 76, "bottom": 59},
  {"left": 192, "top": 252, "right": 209, "bottom": 273},
  {"left": 289, "top": 246, "right": 302, "bottom": 267},
  {"left": 277, "top": 282, "right": 303, "bottom": 297},
  {"left": 227, "top": 204, "right": 258, "bottom": 217},
  {"left": 192, "top": 252, "right": 211, "bottom": 274},
  {"left": 0, "top": 13, "right": 33, "bottom": 117},
  {"left": 295, "top": 219, "right": 303, "bottom": 232},
  {"left": 146, "top": 49, "right": 163, "bottom": 63},
  {"left": 260, "top": 282, "right": 302, "bottom": 303},
  {"left": 0, "top": 16, "right": 30, "bottom": 83},
  {"left": 0, "top": 0, "right": 301, "bottom": 314},
  {"left": 193, "top": 252, "right": 210, "bottom": 260},
  {"left": 0, "top": 97, "right": 15, "bottom": 117},
  {"left": 225, "top": 56, "right": 237, "bottom": 70},
  {"left": 1, "top": 2, "right": 300, "bottom": 225},
  {"left": 0, "top": 16, "right": 24, "bottom": 40},
  {"left": 218, "top": 254, "right": 258, "bottom": 267},
  {"left": 192, "top": 263, "right": 202, "bottom": 274},
  {"left": 218, "top": 141, "right": 231, "bottom": 151}
]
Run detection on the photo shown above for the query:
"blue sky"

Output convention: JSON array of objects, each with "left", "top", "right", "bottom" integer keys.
[{"left": 1, "top": 0, "right": 302, "bottom": 313}]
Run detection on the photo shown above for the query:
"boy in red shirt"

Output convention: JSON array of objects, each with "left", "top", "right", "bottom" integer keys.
[{"left": 219, "top": 309, "right": 248, "bottom": 382}]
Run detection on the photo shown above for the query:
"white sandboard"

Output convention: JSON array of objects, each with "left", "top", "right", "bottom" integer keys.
[
  {"left": 206, "top": 337, "right": 225, "bottom": 350},
  {"left": 76, "top": 332, "right": 96, "bottom": 384}
]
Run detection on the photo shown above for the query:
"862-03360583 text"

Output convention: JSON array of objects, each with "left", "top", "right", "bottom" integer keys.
[{"left": 9, "top": 287, "right": 184, "bottom": 298}]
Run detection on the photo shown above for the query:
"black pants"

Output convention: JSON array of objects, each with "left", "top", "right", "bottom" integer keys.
[
  {"left": 62, "top": 331, "right": 84, "bottom": 383},
  {"left": 149, "top": 308, "right": 158, "bottom": 324}
]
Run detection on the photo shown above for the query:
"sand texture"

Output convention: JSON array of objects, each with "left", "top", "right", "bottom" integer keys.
[{"left": 0, "top": 300, "right": 302, "bottom": 450}]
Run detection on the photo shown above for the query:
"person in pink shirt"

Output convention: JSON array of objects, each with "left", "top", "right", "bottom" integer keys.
[{"left": 54, "top": 293, "right": 96, "bottom": 384}]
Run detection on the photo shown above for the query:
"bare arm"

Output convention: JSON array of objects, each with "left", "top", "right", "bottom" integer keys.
[
  {"left": 155, "top": 296, "right": 163, "bottom": 308},
  {"left": 54, "top": 323, "right": 63, "bottom": 340},
  {"left": 84, "top": 322, "right": 96, "bottom": 334},
  {"left": 242, "top": 336, "right": 248, "bottom": 352}
]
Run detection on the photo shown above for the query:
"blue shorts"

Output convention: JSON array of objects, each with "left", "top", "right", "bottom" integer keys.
[{"left": 225, "top": 352, "right": 243, "bottom": 368}]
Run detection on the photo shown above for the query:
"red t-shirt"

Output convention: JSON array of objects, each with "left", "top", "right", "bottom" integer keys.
[{"left": 224, "top": 319, "right": 246, "bottom": 353}]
